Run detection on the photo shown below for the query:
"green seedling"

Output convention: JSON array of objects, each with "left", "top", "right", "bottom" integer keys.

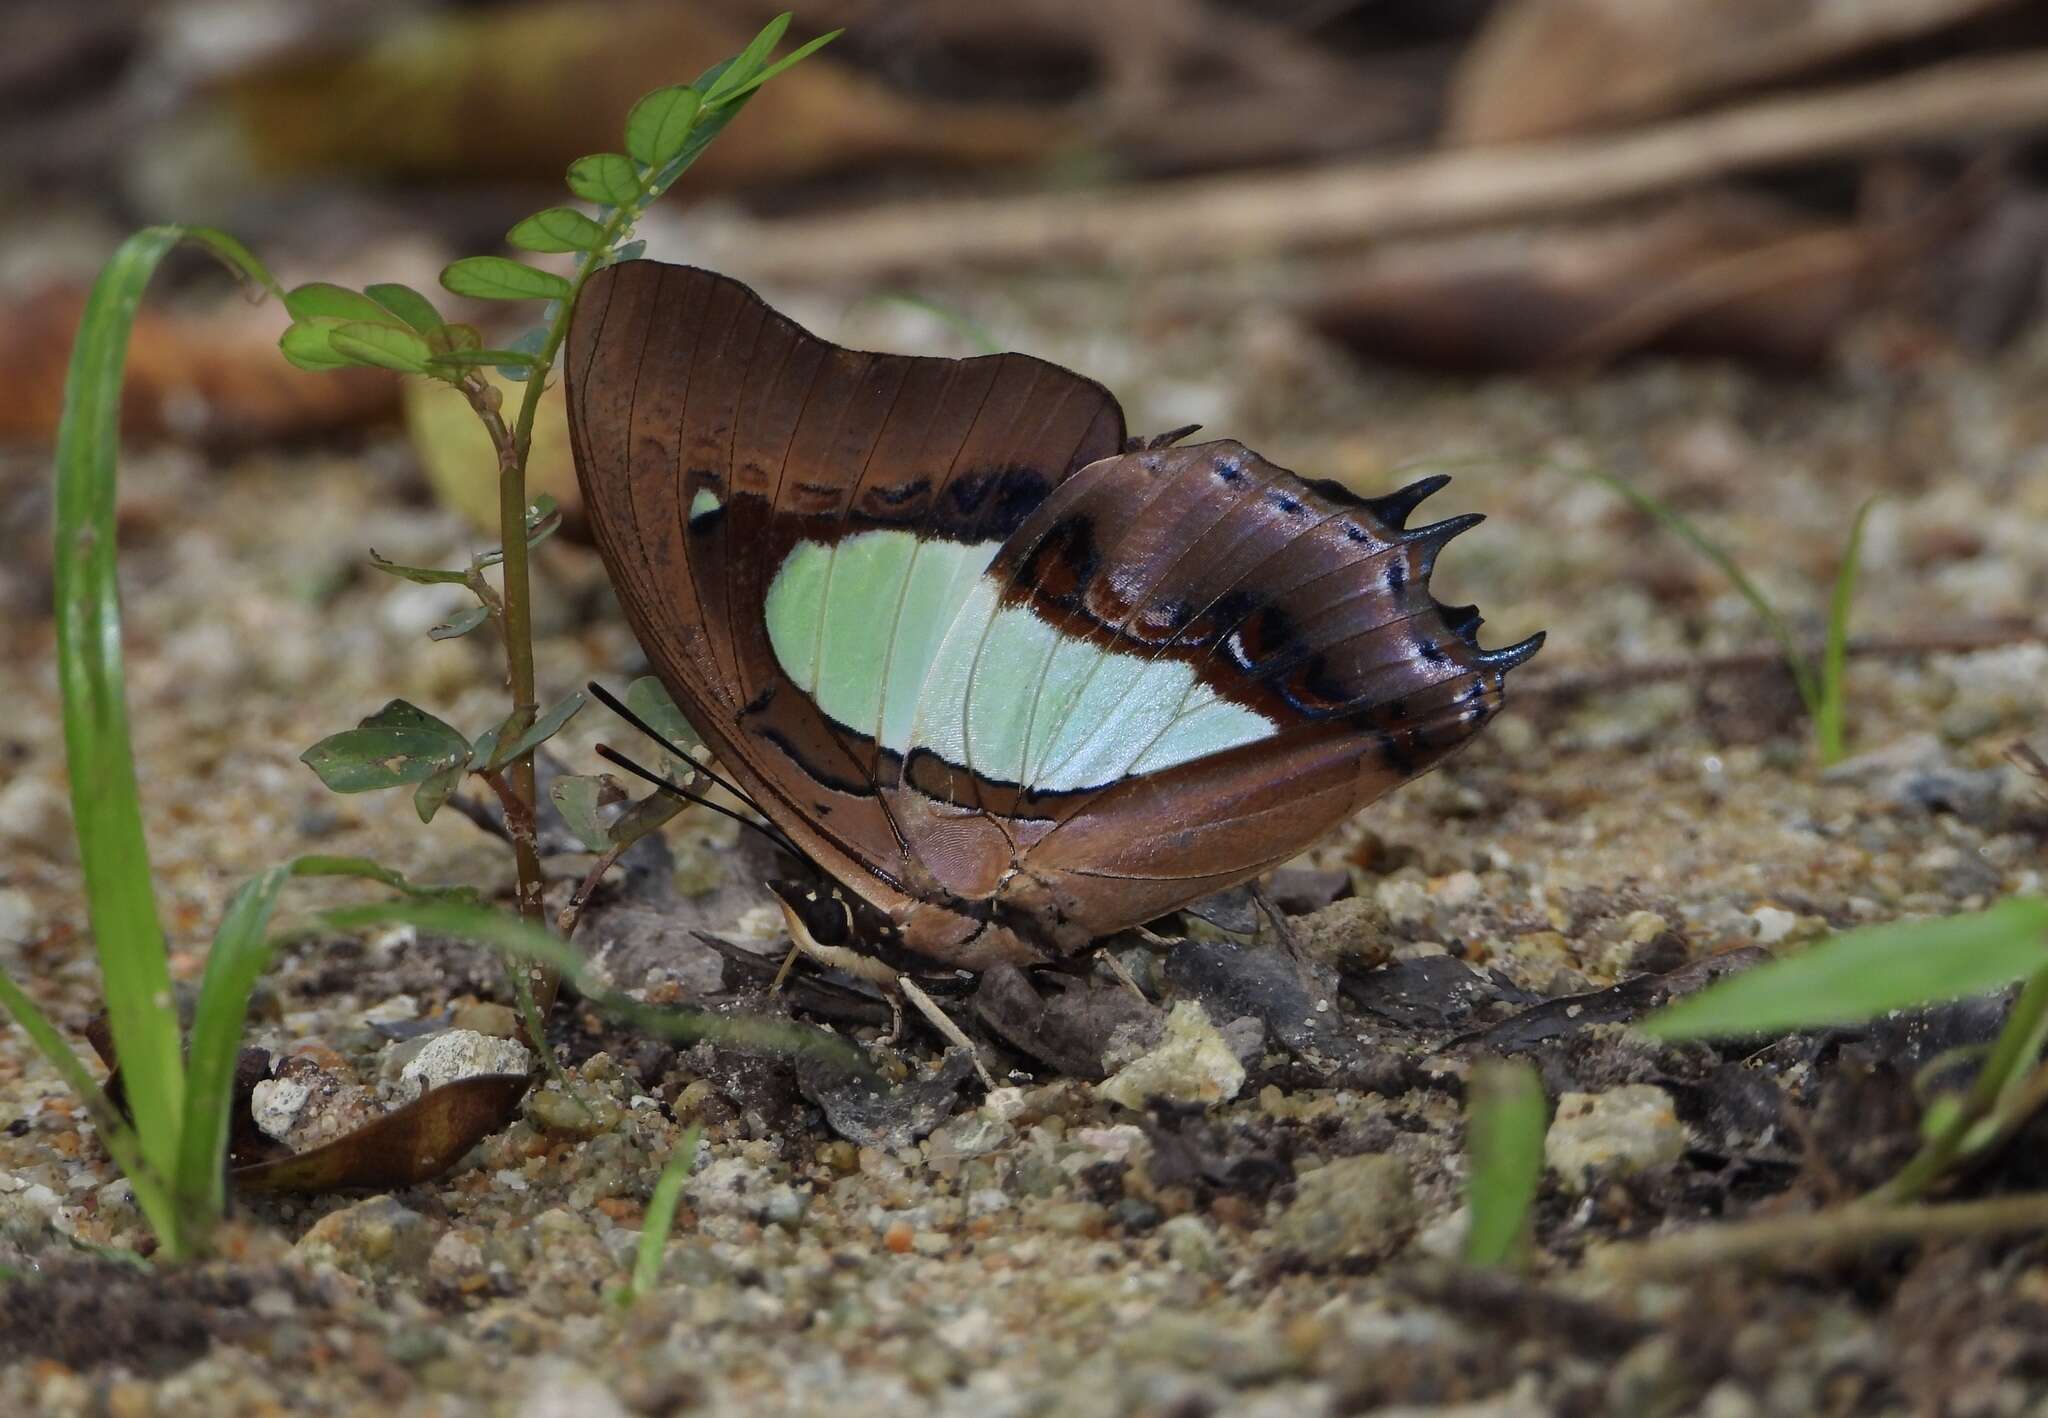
[
  {"left": 10, "top": 16, "right": 840, "bottom": 1260},
  {"left": 1461, "top": 1059, "right": 1548, "bottom": 1270},
  {"left": 1570, "top": 463, "right": 1876, "bottom": 766},
  {"left": 1645, "top": 897, "right": 2048, "bottom": 1202},
  {"left": 629, "top": 1124, "right": 705, "bottom": 1302}
]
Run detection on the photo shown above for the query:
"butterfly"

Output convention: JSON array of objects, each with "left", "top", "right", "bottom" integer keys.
[{"left": 564, "top": 261, "right": 1540, "bottom": 972}]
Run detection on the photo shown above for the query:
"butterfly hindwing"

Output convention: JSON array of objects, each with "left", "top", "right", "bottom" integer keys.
[{"left": 888, "top": 440, "right": 1539, "bottom": 954}]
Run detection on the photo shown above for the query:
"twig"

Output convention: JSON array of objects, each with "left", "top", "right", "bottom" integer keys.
[
  {"left": 1597, "top": 1193, "right": 2048, "bottom": 1280},
  {"left": 1516, "top": 623, "right": 2041, "bottom": 702},
  {"left": 556, "top": 839, "right": 630, "bottom": 942},
  {"left": 693, "top": 51, "right": 2048, "bottom": 279}
]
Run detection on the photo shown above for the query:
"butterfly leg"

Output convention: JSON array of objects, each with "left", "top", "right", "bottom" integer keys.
[
  {"left": 899, "top": 976, "right": 997, "bottom": 1090},
  {"left": 772, "top": 886, "right": 994, "bottom": 1084}
]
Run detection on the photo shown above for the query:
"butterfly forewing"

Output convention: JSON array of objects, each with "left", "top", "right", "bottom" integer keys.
[{"left": 566, "top": 261, "right": 1125, "bottom": 930}]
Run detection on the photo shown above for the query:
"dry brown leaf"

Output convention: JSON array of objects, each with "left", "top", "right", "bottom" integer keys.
[
  {"left": 0, "top": 284, "right": 394, "bottom": 446},
  {"left": 211, "top": 0, "right": 1066, "bottom": 187},
  {"left": 231, "top": 1073, "right": 531, "bottom": 1194}
]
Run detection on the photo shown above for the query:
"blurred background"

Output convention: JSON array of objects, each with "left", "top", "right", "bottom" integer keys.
[{"left": 6, "top": 0, "right": 2048, "bottom": 937}]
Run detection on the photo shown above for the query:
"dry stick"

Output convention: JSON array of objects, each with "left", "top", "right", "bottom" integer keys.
[
  {"left": 1515, "top": 623, "right": 2041, "bottom": 703},
  {"left": 693, "top": 51, "right": 2048, "bottom": 279},
  {"left": 1597, "top": 1193, "right": 2048, "bottom": 1281}
]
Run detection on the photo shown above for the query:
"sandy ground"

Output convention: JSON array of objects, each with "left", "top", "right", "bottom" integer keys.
[{"left": 4, "top": 269, "right": 2048, "bottom": 1416}]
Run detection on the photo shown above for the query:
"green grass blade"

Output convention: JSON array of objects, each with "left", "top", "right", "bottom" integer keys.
[
  {"left": 1461, "top": 1059, "right": 1547, "bottom": 1268},
  {"left": 1815, "top": 496, "right": 1878, "bottom": 767},
  {"left": 317, "top": 901, "right": 869, "bottom": 1073},
  {"left": 0, "top": 971, "right": 179, "bottom": 1253},
  {"left": 55, "top": 225, "right": 279, "bottom": 1180},
  {"left": 1643, "top": 898, "right": 2048, "bottom": 1040},
  {"left": 173, "top": 866, "right": 291, "bottom": 1234},
  {"left": 632, "top": 1123, "right": 702, "bottom": 1299},
  {"left": 1565, "top": 462, "right": 1820, "bottom": 717}
]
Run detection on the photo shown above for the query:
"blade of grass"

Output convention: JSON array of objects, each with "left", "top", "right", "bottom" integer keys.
[
  {"left": 1815, "top": 497, "right": 1879, "bottom": 767},
  {"left": 0, "top": 971, "right": 179, "bottom": 1252},
  {"left": 1462, "top": 1059, "right": 1548, "bottom": 1269},
  {"left": 1873, "top": 963, "right": 2048, "bottom": 1203},
  {"left": 1642, "top": 897, "right": 2048, "bottom": 1040},
  {"left": 1562, "top": 462, "right": 1820, "bottom": 717},
  {"left": 173, "top": 865, "right": 290, "bottom": 1237},
  {"left": 632, "top": 1123, "right": 703, "bottom": 1300},
  {"left": 55, "top": 226, "right": 282, "bottom": 1183},
  {"left": 316, "top": 901, "right": 870, "bottom": 1073}
]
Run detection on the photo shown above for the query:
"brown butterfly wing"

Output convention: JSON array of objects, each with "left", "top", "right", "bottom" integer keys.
[
  {"left": 889, "top": 440, "right": 1539, "bottom": 963},
  {"left": 565, "top": 260, "right": 1126, "bottom": 922}
]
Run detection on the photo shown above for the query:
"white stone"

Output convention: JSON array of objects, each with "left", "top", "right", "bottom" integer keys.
[
  {"left": 359, "top": 993, "right": 420, "bottom": 1026},
  {"left": 1096, "top": 1001, "right": 1245, "bottom": 1110},
  {"left": 397, "top": 1029, "right": 534, "bottom": 1102},
  {"left": 516, "top": 1359, "right": 632, "bottom": 1418},
  {"left": 1750, "top": 906, "right": 1797, "bottom": 946},
  {"left": 1546, "top": 1085, "right": 1688, "bottom": 1193},
  {"left": 250, "top": 1078, "right": 312, "bottom": 1141}
]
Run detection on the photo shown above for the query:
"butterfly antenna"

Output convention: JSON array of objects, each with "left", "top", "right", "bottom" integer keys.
[
  {"left": 586, "top": 680, "right": 766, "bottom": 818},
  {"left": 593, "top": 743, "right": 805, "bottom": 862}
]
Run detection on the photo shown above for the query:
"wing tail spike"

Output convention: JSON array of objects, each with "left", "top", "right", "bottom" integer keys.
[
  {"left": 1478, "top": 631, "right": 1545, "bottom": 673},
  {"left": 1404, "top": 511, "right": 1485, "bottom": 575},
  {"left": 1361, "top": 473, "right": 1452, "bottom": 529}
]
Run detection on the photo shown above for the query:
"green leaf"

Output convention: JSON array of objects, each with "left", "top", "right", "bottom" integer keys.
[
  {"left": 625, "top": 84, "right": 704, "bottom": 168},
  {"left": 175, "top": 866, "right": 289, "bottom": 1235},
  {"left": 414, "top": 763, "right": 466, "bottom": 823},
  {"left": 1462, "top": 1060, "right": 1547, "bottom": 1269},
  {"left": 284, "top": 854, "right": 477, "bottom": 901},
  {"left": 632, "top": 1124, "right": 702, "bottom": 1299},
  {"left": 427, "top": 605, "right": 491, "bottom": 641},
  {"left": 567, "top": 152, "right": 643, "bottom": 206},
  {"left": 424, "top": 348, "right": 542, "bottom": 372},
  {"left": 625, "top": 676, "right": 701, "bottom": 758},
  {"left": 282, "top": 281, "right": 392, "bottom": 325},
  {"left": 494, "top": 324, "right": 553, "bottom": 383},
  {"left": 364, "top": 282, "right": 444, "bottom": 334},
  {"left": 368, "top": 550, "right": 469, "bottom": 585},
  {"left": 440, "top": 257, "right": 572, "bottom": 302},
  {"left": 55, "top": 226, "right": 281, "bottom": 1203},
  {"left": 328, "top": 321, "right": 434, "bottom": 375},
  {"left": 550, "top": 775, "right": 616, "bottom": 853},
  {"left": 1643, "top": 899, "right": 2048, "bottom": 1041},
  {"left": 508, "top": 207, "right": 609, "bottom": 254},
  {"left": 605, "top": 789, "right": 685, "bottom": 850},
  {"left": 301, "top": 699, "right": 471, "bottom": 793},
  {"left": 703, "top": 13, "right": 791, "bottom": 102},
  {"left": 278, "top": 322, "right": 352, "bottom": 373},
  {"left": 712, "top": 29, "right": 842, "bottom": 105},
  {"left": 492, "top": 691, "right": 588, "bottom": 770},
  {"left": 468, "top": 718, "right": 504, "bottom": 773},
  {"left": 317, "top": 900, "right": 870, "bottom": 1072}
]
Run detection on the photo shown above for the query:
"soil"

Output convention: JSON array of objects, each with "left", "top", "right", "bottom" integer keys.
[{"left": 5, "top": 264, "right": 2048, "bottom": 1417}]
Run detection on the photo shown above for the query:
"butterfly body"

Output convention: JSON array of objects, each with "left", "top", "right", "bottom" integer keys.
[{"left": 567, "top": 261, "right": 1539, "bottom": 970}]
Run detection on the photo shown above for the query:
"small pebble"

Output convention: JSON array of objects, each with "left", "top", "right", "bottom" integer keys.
[
  {"left": 1271, "top": 1153, "right": 1416, "bottom": 1263},
  {"left": 1546, "top": 1085, "right": 1689, "bottom": 1193}
]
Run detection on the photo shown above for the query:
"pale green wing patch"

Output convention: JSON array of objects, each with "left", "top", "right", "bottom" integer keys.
[{"left": 766, "top": 532, "right": 1278, "bottom": 792}]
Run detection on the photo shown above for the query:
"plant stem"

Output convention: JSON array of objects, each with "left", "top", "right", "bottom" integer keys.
[
  {"left": 1598, "top": 1192, "right": 2048, "bottom": 1279},
  {"left": 1872, "top": 964, "right": 2048, "bottom": 1203}
]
